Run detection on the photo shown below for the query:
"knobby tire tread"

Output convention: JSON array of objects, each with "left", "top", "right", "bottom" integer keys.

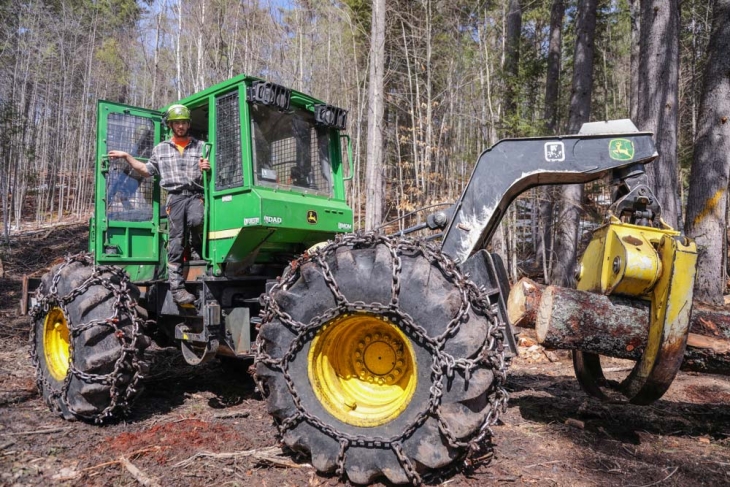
[
  {"left": 30, "top": 255, "right": 149, "bottom": 422},
  {"left": 255, "top": 234, "right": 508, "bottom": 485}
]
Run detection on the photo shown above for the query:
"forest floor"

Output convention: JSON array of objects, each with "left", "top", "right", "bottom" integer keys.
[{"left": 1, "top": 222, "right": 730, "bottom": 487}]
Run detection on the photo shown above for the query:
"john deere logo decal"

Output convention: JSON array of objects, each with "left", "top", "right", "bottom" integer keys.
[
  {"left": 544, "top": 141, "right": 565, "bottom": 162},
  {"left": 609, "top": 139, "right": 634, "bottom": 161},
  {"left": 307, "top": 210, "right": 318, "bottom": 224}
]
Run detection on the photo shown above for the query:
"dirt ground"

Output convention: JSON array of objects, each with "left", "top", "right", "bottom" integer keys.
[{"left": 1, "top": 223, "right": 730, "bottom": 487}]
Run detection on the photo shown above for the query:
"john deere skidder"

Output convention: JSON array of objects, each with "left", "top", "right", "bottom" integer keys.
[{"left": 29, "top": 73, "right": 695, "bottom": 485}]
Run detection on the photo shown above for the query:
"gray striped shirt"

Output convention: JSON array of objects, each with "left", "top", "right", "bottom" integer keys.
[{"left": 145, "top": 138, "right": 204, "bottom": 193}]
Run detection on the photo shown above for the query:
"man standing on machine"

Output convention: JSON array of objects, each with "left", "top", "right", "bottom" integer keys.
[{"left": 109, "top": 104, "right": 210, "bottom": 305}]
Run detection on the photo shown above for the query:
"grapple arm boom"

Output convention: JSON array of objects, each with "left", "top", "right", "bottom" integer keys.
[{"left": 440, "top": 120, "right": 658, "bottom": 262}]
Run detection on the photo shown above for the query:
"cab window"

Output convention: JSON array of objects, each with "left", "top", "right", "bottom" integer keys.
[
  {"left": 250, "top": 103, "right": 333, "bottom": 196},
  {"left": 106, "top": 113, "right": 155, "bottom": 222}
]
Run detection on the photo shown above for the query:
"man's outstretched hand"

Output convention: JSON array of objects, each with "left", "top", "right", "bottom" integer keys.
[{"left": 108, "top": 150, "right": 130, "bottom": 159}]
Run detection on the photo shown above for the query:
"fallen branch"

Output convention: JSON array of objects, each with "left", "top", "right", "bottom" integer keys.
[
  {"left": 212, "top": 409, "right": 250, "bottom": 419},
  {"left": 79, "top": 447, "right": 163, "bottom": 475},
  {"left": 564, "top": 418, "right": 585, "bottom": 430},
  {"left": 0, "top": 440, "right": 15, "bottom": 450},
  {"left": 0, "top": 390, "right": 37, "bottom": 407},
  {"left": 523, "top": 460, "right": 564, "bottom": 469},
  {"left": 3, "top": 426, "right": 72, "bottom": 436},
  {"left": 627, "top": 466, "right": 679, "bottom": 487},
  {"left": 120, "top": 456, "right": 161, "bottom": 487},
  {"left": 173, "top": 445, "right": 308, "bottom": 469}
]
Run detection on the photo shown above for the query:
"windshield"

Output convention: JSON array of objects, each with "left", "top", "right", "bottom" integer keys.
[{"left": 250, "top": 103, "right": 333, "bottom": 196}]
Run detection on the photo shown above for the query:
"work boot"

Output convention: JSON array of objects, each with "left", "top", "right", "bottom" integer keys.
[{"left": 171, "top": 288, "right": 196, "bottom": 305}]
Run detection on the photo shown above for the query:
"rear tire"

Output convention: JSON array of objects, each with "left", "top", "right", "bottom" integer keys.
[
  {"left": 255, "top": 233, "right": 508, "bottom": 484},
  {"left": 30, "top": 254, "right": 150, "bottom": 422}
]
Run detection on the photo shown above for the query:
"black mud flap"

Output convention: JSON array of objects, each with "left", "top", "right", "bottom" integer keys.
[
  {"left": 21, "top": 275, "right": 42, "bottom": 315},
  {"left": 459, "top": 250, "right": 518, "bottom": 357}
]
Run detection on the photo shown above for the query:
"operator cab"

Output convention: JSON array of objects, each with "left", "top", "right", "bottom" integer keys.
[{"left": 93, "top": 74, "right": 353, "bottom": 283}]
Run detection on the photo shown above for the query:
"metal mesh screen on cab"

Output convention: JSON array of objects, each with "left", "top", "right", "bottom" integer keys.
[
  {"left": 106, "top": 113, "right": 155, "bottom": 221},
  {"left": 270, "top": 137, "right": 296, "bottom": 185},
  {"left": 215, "top": 91, "right": 243, "bottom": 190},
  {"left": 107, "top": 113, "right": 154, "bottom": 157},
  {"left": 269, "top": 128, "right": 328, "bottom": 191},
  {"left": 309, "top": 127, "right": 329, "bottom": 191}
]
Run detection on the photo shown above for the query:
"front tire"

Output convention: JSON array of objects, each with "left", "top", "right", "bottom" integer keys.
[
  {"left": 30, "top": 254, "right": 149, "bottom": 422},
  {"left": 255, "top": 233, "right": 509, "bottom": 484}
]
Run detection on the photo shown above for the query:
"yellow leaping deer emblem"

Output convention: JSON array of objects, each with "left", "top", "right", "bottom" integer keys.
[{"left": 609, "top": 139, "right": 635, "bottom": 161}]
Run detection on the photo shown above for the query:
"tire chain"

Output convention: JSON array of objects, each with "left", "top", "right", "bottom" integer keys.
[
  {"left": 28, "top": 252, "right": 148, "bottom": 423},
  {"left": 255, "top": 232, "right": 509, "bottom": 485}
]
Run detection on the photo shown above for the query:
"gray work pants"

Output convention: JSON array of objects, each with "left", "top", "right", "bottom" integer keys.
[{"left": 166, "top": 193, "right": 204, "bottom": 290}]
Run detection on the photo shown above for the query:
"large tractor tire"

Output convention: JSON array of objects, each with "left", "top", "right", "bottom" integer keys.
[
  {"left": 255, "top": 233, "right": 509, "bottom": 485},
  {"left": 30, "top": 253, "right": 149, "bottom": 422}
]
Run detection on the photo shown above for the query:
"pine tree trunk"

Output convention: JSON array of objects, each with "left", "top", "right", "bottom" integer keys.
[
  {"left": 637, "top": 0, "right": 681, "bottom": 228},
  {"left": 543, "top": 0, "right": 564, "bottom": 134},
  {"left": 550, "top": 0, "right": 597, "bottom": 287},
  {"left": 537, "top": 0, "right": 565, "bottom": 271},
  {"left": 628, "top": 0, "right": 640, "bottom": 122},
  {"left": 503, "top": 0, "right": 522, "bottom": 133},
  {"left": 684, "top": 0, "right": 730, "bottom": 306}
]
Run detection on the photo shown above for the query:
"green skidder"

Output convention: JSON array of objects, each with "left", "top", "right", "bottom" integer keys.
[{"left": 30, "top": 74, "right": 512, "bottom": 485}]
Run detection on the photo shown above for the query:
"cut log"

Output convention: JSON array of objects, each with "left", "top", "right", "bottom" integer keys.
[
  {"left": 507, "top": 278, "right": 542, "bottom": 328},
  {"left": 509, "top": 278, "right": 730, "bottom": 375},
  {"left": 535, "top": 285, "right": 649, "bottom": 360},
  {"left": 683, "top": 334, "right": 730, "bottom": 375}
]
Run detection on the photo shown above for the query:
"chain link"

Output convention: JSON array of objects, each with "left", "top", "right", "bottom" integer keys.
[
  {"left": 255, "top": 232, "right": 509, "bottom": 484},
  {"left": 29, "top": 252, "right": 147, "bottom": 423}
]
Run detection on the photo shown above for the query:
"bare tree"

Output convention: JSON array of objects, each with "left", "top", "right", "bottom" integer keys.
[
  {"left": 684, "top": 0, "right": 730, "bottom": 305},
  {"left": 503, "top": 0, "right": 522, "bottom": 133},
  {"left": 628, "top": 0, "right": 640, "bottom": 121},
  {"left": 637, "top": 0, "right": 681, "bottom": 228},
  {"left": 550, "top": 0, "right": 598, "bottom": 287},
  {"left": 537, "top": 0, "right": 565, "bottom": 275},
  {"left": 365, "top": 0, "right": 386, "bottom": 230}
]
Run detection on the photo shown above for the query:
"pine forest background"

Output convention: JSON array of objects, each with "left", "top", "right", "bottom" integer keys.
[{"left": 0, "top": 0, "right": 725, "bottom": 294}]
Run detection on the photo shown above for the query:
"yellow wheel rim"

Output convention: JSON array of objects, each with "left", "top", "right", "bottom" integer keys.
[
  {"left": 43, "top": 307, "right": 71, "bottom": 381},
  {"left": 308, "top": 313, "right": 417, "bottom": 427}
]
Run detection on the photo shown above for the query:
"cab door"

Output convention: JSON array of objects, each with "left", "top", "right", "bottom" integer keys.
[{"left": 95, "top": 101, "right": 163, "bottom": 264}]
